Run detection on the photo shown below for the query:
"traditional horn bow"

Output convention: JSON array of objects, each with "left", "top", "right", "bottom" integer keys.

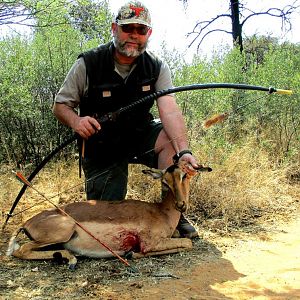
[{"left": 2, "top": 83, "right": 292, "bottom": 229}]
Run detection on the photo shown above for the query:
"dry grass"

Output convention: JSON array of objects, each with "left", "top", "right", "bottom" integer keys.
[
  {"left": 1, "top": 141, "right": 299, "bottom": 233},
  {"left": 189, "top": 140, "right": 300, "bottom": 232},
  {"left": 0, "top": 160, "right": 85, "bottom": 228},
  {"left": 0, "top": 143, "right": 300, "bottom": 299}
]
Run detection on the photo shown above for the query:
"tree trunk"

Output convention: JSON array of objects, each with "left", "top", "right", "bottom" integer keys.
[{"left": 230, "top": 0, "right": 243, "bottom": 52}]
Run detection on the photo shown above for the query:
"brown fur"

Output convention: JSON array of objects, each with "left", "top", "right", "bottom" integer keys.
[{"left": 7, "top": 162, "right": 208, "bottom": 268}]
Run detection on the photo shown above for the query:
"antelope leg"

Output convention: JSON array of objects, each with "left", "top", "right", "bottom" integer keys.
[
  {"left": 12, "top": 241, "right": 77, "bottom": 267},
  {"left": 132, "top": 238, "right": 192, "bottom": 258}
]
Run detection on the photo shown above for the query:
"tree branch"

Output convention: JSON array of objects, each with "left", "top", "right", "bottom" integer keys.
[
  {"left": 241, "top": 3, "right": 300, "bottom": 31},
  {"left": 187, "top": 14, "right": 232, "bottom": 48},
  {"left": 0, "top": 0, "right": 68, "bottom": 27},
  {"left": 185, "top": 0, "right": 300, "bottom": 52},
  {"left": 195, "top": 29, "right": 233, "bottom": 52}
]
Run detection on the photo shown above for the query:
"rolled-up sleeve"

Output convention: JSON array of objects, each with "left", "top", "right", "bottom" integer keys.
[
  {"left": 155, "top": 61, "right": 175, "bottom": 97},
  {"left": 55, "top": 57, "right": 87, "bottom": 108}
]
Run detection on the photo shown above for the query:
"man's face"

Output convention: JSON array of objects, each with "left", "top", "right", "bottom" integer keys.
[{"left": 112, "top": 23, "right": 152, "bottom": 58}]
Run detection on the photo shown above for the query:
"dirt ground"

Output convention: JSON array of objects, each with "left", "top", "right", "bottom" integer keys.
[{"left": 0, "top": 214, "right": 299, "bottom": 300}]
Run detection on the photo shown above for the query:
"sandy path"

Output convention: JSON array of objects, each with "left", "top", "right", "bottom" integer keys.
[
  {"left": 212, "top": 218, "right": 300, "bottom": 299},
  {"left": 1, "top": 216, "right": 299, "bottom": 299},
  {"left": 132, "top": 217, "right": 300, "bottom": 300}
]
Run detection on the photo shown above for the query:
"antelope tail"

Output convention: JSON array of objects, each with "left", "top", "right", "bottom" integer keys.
[{"left": 6, "top": 228, "right": 22, "bottom": 256}]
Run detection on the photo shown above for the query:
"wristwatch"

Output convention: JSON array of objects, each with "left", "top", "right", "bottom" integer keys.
[{"left": 172, "top": 150, "right": 193, "bottom": 163}]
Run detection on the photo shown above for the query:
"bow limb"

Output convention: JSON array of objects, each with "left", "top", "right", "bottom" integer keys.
[
  {"left": 117, "top": 84, "right": 292, "bottom": 115},
  {"left": 3, "top": 83, "right": 292, "bottom": 230},
  {"left": 2, "top": 135, "right": 77, "bottom": 230}
]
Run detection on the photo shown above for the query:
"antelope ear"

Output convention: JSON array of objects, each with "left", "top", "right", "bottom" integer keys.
[
  {"left": 142, "top": 168, "right": 164, "bottom": 179},
  {"left": 193, "top": 165, "right": 212, "bottom": 172}
]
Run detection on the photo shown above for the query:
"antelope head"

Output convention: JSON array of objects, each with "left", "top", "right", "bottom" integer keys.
[{"left": 143, "top": 161, "right": 212, "bottom": 212}]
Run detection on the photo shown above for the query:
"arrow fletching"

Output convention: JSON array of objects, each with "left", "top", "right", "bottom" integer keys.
[
  {"left": 203, "top": 112, "right": 229, "bottom": 129},
  {"left": 13, "top": 171, "right": 32, "bottom": 187}
]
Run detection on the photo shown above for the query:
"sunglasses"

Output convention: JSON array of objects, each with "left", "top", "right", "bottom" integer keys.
[{"left": 119, "top": 24, "right": 150, "bottom": 35}]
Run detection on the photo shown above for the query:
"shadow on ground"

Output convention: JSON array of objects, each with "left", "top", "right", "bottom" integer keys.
[{"left": 0, "top": 227, "right": 244, "bottom": 300}]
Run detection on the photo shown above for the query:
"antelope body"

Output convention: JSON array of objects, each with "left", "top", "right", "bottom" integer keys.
[{"left": 7, "top": 162, "right": 210, "bottom": 268}]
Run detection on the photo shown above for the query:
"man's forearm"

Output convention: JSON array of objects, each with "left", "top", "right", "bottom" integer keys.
[
  {"left": 161, "top": 112, "right": 189, "bottom": 153},
  {"left": 52, "top": 103, "right": 80, "bottom": 131},
  {"left": 157, "top": 96, "right": 189, "bottom": 153}
]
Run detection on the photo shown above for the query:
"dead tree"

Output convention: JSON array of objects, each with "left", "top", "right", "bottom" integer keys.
[{"left": 183, "top": 0, "right": 300, "bottom": 52}]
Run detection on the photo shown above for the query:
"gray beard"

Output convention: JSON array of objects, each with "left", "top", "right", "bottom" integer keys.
[{"left": 113, "top": 36, "right": 148, "bottom": 57}]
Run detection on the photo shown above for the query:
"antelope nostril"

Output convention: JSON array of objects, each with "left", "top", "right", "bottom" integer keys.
[{"left": 177, "top": 202, "right": 187, "bottom": 212}]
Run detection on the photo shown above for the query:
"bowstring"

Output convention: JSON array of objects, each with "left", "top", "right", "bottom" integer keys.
[
  {"left": 11, "top": 96, "right": 265, "bottom": 217},
  {"left": 10, "top": 87, "right": 279, "bottom": 218},
  {"left": 11, "top": 134, "right": 186, "bottom": 216},
  {"left": 12, "top": 93, "right": 271, "bottom": 216}
]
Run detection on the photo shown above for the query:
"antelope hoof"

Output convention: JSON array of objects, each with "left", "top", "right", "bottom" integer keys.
[
  {"left": 68, "top": 263, "right": 77, "bottom": 271},
  {"left": 68, "top": 256, "right": 77, "bottom": 271},
  {"left": 124, "top": 251, "right": 134, "bottom": 259}
]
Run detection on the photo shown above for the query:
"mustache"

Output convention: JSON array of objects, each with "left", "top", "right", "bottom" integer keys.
[
  {"left": 113, "top": 35, "right": 148, "bottom": 57},
  {"left": 122, "top": 38, "right": 141, "bottom": 46}
]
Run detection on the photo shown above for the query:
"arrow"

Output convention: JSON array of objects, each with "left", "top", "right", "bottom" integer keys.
[{"left": 2, "top": 83, "right": 292, "bottom": 229}]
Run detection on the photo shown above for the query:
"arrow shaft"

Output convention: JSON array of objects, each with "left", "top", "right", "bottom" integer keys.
[
  {"left": 3, "top": 83, "right": 292, "bottom": 229},
  {"left": 13, "top": 171, "right": 130, "bottom": 267}
]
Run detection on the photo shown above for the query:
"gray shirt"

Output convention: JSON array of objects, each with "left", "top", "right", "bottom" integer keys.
[{"left": 55, "top": 56, "right": 174, "bottom": 108}]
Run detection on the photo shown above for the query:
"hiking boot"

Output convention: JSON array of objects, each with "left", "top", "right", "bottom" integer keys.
[{"left": 176, "top": 214, "right": 198, "bottom": 239}]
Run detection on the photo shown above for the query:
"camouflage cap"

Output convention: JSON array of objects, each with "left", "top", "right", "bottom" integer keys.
[{"left": 115, "top": 1, "right": 151, "bottom": 27}]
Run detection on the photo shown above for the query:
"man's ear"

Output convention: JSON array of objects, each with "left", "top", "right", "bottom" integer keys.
[
  {"left": 111, "top": 23, "right": 117, "bottom": 34},
  {"left": 147, "top": 28, "right": 152, "bottom": 37}
]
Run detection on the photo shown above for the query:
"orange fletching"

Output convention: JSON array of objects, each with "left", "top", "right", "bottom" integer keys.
[
  {"left": 203, "top": 112, "right": 229, "bottom": 129},
  {"left": 14, "top": 171, "right": 32, "bottom": 187}
]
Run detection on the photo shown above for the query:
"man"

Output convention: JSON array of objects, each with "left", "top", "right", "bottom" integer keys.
[{"left": 53, "top": 1, "right": 199, "bottom": 238}]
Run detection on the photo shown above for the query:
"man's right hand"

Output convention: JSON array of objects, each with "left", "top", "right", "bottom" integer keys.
[
  {"left": 74, "top": 116, "right": 101, "bottom": 140},
  {"left": 52, "top": 103, "right": 101, "bottom": 140}
]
